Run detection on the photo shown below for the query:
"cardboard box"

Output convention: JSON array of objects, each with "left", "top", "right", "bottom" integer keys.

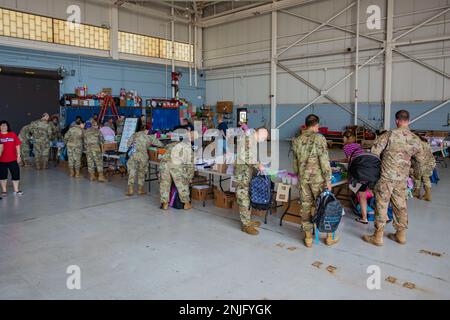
[
  {"left": 231, "top": 202, "right": 269, "bottom": 217},
  {"left": 192, "top": 185, "right": 213, "bottom": 201},
  {"left": 213, "top": 163, "right": 227, "bottom": 174},
  {"left": 217, "top": 101, "right": 233, "bottom": 113},
  {"left": 214, "top": 188, "right": 235, "bottom": 209},
  {"left": 102, "top": 88, "right": 112, "bottom": 95},
  {"left": 148, "top": 150, "right": 159, "bottom": 162},
  {"left": 101, "top": 142, "right": 118, "bottom": 152},
  {"left": 120, "top": 99, "right": 127, "bottom": 107},
  {"left": 280, "top": 200, "right": 302, "bottom": 224}
]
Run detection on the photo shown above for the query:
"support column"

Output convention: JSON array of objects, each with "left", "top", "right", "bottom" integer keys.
[
  {"left": 354, "top": 0, "right": 360, "bottom": 126},
  {"left": 383, "top": 0, "right": 394, "bottom": 130},
  {"left": 270, "top": 10, "right": 277, "bottom": 129},
  {"left": 110, "top": 6, "right": 119, "bottom": 60}
]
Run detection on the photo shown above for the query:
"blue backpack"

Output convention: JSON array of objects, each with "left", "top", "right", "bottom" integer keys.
[
  {"left": 250, "top": 174, "right": 272, "bottom": 210},
  {"left": 430, "top": 169, "right": 439, "bottom": 184},
  {"left": 312, "top": 190, "right": 343, "bottom": 233}
]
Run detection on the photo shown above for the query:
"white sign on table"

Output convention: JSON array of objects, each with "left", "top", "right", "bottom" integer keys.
[{"left": 118, "top": 118, "right": 138, "bottom": 153}]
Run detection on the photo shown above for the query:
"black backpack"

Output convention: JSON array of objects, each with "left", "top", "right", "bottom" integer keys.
[
  {"left": 312, "top": 190, "right": 343, "bottom": 233},
  {"left": 348, "top": 151, "right": 381, "bottom": 189}
]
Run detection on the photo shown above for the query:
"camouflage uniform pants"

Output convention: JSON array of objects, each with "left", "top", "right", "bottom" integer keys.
[
  {"left": 414, "top": 173, "right": 432, "bottom": 191},
  {"left": 374, "top": 178, "right": 408, "bottom": 232},
  {"left": 159, "top": 162, "right": 191, "bottom": 204},
  {"left": 299, "top": 182, "right": 324, "bottom": 232},
  {"left": 127, "top": 158, "right": 148, "bottom": 187},
  {"left": 34, "top": 140, "right": 50, "bottom": 164},
  {"left": 20, "top": 143, "right": 30, "bottom": 160},
  {"left": 235, "top": 165, "right": 253, "bottom": 226},
  {"left": 86, "top": 148, "right": 103, "bottom": 174},
  {"left": 67, "top": 147, "right": 82, "bottom": 170}
]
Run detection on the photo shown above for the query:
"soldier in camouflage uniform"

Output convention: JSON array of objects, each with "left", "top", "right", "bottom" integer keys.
[
  {"left": 84, "top": 121, "right": 107, "bottom": 182},
  {"left": 411, "top": 136, "right": 435, "bottom": 201},
  {"left": 363, "top": 110, "right": 425, "bottom": 247},
  {"left": 116, "top": 115, "right": 125, "bottom": 138},
  {"left": 126, "top": 126, "right": 163, "bottom": 196},
  {"left": 159, "top": 134, "right": 195, "bottom": 210},
  {"left": 234, "top": 128, "right": 268, "bottom": 235},
  {"left": 292, "top": 114, "right": 334, "bottom": 248},
  {"left": 64, "top": 122, "right": 85, "bottom": 178},
  {"left": 29, "top": 113, "right": 53, "bottom": 170},
  {"left": 18, "top": 124, "right": 32, "bottom": 167}
]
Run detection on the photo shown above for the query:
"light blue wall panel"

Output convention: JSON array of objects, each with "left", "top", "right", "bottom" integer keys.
[{"left": 0, "top": 45, "right": 205, "bottom": 105}]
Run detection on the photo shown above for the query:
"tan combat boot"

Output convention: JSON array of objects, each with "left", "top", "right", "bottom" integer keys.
[
  {"left": 69, "top": 168, "right": 75, "bottom": 177},
  {"left": 137, "top": 185, "right": 146, "bottom": 195},
  {"left": 242, "top": 225, "right": 259, "bottom": 235},
  {"left": 89, "top": 172, "right": 97, "bottom": 181},
  {"left": 161, "top": 203, "right": 169, "bottom": 210},
  {"left": 423, "top": 186, "right": 432, "bottom": 202},
  {"left": 35, "top": 161, "right": 41, "bottom": 170},
  {"left": 362, "top": 228, "right": 384, "bottom": 246},
  {"left": 74, "top": 169, "right": 81, "bottom": 178},
  {"left": 97, "top": 172, "right": 107, "bottom": 182},
  {"left": 184, "top": 202, "right": 192, "bottom": 210},
  {"left": 42, "top": 161, "right": 48, "bottom": 170},
  {"left": 304, "top": 231, "right": 313, "bottom": 248},
  {"left": 325, "top": 233, "right": 340, "bottom": 246},
  {"left": 413, "top": 188, "right": 421, "bottom": 199},
  {"left": 248, "top": 220, "right": 262, "bottom": 228},
  {"left": 387, "top": 229, "right": 406, "bottom": 245},
  {"left": 125, "top": 185, "right": 134, "bottom": 196}
]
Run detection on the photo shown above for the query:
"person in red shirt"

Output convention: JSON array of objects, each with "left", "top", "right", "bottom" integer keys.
[{"left": 0, "top": 120, "right": 23, "bottom": 196}]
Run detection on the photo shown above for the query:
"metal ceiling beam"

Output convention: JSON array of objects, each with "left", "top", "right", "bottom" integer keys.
[
  {"left": 393, "top": 48, "right": 450, "bottom": 80},
  {"left": 277, "top": 62, "right": 377, "bottom": 130},
  {"left": 95, "top": 0, "right": 191, "bottom": 24},
  {"left": 201, "top": 1, "right": 272, "bottom": 21},
  {"left": 279, "top": 9, "right": 383, "bottom": 44},
  {"left": 410, "top": 99, "right": 450, "bottom": 125},
  {"left": 200, "top": 0, "right": 324, "bottom": 28},
  {"left": 393, "top": 7, "right": 450, "bottom": 42},
  {"left": 277, "top": 1, "right": 355, "bottom": 58},
  {"left": 276, "top": 48, "right": 385, "bottom": 129}
]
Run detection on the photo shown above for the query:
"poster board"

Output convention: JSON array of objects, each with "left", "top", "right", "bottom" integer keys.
[{"left": 118, "top": 118, "right": 138, "bottom": 153}]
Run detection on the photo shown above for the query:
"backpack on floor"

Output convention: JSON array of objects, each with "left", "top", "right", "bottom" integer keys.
[
  {"left": 169, "top": 183, "right": 188, "bottom": 209},
  {"left": 348, "top": 151, "right": 381, "bottom": 189},
  {"left": 312, "top": 190, "right": 343, "bottom": 233},
  {"left": 351, "top": 194, "right": 393, "bottom": 222},
  {"left": 430, "top": 168, "right": 439, "bottom": 184},
  {"left": 250, "top": 173, "right": 272, "bottom": 210}
]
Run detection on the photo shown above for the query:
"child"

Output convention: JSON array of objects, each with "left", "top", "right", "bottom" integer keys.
[{"left": 343, "top": 130, "right": 369, "bottom": 224}]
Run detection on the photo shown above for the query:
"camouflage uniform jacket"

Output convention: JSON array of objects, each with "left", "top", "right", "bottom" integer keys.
[
  {"left": 371, "top": 127, "right": 425, "bottom": 181},
  {"left": 292, "top": 130, "right": 332, "bottom": 185},
  {"left": 160, "top": 141, "right": 194, "bottom": 179},
  {"left": 64, "top": 126, "right": 84, "bottom": 148},
  {"left": 30, "top": 119, "right": 52, "bottom": 142},
  {"left": 127, "top": 131, "right": 163, "bottom": 161},
  {"left": 18, "top": 125, "right": 32, "bottom": 143},
  {"left": 411, "top": 139, "right": 435, "bottom": 177},
  {"left": 84, "top": 128, "right": 104, "bottom": 150},
  {"left": 50, "top": 123, "right": 62, "bottom": 141},
  {"left": 234, "top": 132, "right": 259, "bottom": 183},
  {"left": 116, "top": 119, "right": 125, "bottom": 136}
]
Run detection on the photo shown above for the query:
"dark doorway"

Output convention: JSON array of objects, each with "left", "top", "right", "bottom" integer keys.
[{"left": 0, "top": 69, "right": 60, "bottom": 133}]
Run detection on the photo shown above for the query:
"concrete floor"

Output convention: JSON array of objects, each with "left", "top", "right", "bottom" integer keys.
[{"left": 1, "top": 143, "right": 450, "bottom": 299}]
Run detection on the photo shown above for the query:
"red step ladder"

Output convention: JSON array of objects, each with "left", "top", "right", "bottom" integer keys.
[{"left": 99, "top": 96, "right": 119, "bottom": 124}]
